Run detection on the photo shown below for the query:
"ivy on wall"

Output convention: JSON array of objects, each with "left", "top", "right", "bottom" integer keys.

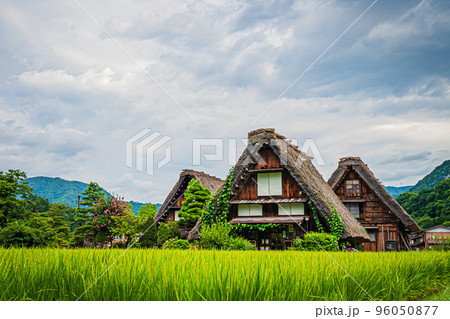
[
  {"left": 231, "top": 223, "right": 282, "bottom": 233},
  {"left": 308, "top": 200, "right": 344, "bottom": 251},
  {"left": 201, "top": 168, "right": 235, "bottom": 226}
]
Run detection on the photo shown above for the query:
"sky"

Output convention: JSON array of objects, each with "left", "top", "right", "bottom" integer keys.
[{"left": 1, "top": 0, "right": 449, "bottom": 203}]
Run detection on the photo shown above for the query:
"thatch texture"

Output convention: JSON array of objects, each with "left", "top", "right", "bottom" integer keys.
[
  {"left": 188, "top": 128, "right": 371, "bottom": 242},
  {"left": 328, "top": 157, "right": 420, "bottom": 232},
  {"left": 154, "top": 169, "right": 223, "bottom": 224}
]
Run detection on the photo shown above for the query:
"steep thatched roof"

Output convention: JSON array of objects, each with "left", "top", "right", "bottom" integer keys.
[
  {"left": 188, "top": 128, "right": 371, "bottom": 242},
  {"left": 328, "top": 157, "right": 420, "bottom": 232},
  {"left": 154, "top": 169, "right": 223, "bottom": 224}
]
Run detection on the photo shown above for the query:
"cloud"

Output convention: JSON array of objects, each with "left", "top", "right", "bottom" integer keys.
[
  {"left": 367, "top": 0, "right": 450, "bottom": 45},
  {"left": 0, "top": 0, "right": 449, "bottom": 201}
]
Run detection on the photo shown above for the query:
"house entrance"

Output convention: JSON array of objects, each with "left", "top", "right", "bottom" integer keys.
[{"left": 238, "top": 224, "right": 301, "bottom": 250}]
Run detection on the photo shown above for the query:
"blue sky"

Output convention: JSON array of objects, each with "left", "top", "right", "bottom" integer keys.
[{"left": 0, "top": 0, "right": 449, "bottom": 202}]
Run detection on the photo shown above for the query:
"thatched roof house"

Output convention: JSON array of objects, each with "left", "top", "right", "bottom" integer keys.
[
  {"left": 328, "top": 157, "right": 419, "bottom": 251},
  {"left": 189, "top": 128, "right": 370, "bottom": 245},
  {"left": 154, "top": 169, "right": 223, "bottom": 226},
  {"left": 328, "top": 157, "right": 419, "bottom": 232}
]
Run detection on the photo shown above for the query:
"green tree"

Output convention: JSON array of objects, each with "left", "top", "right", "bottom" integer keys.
[
  {"left": 0, "top": 169, "right": 34, "bottom": 227},
  {"left": 41, "top": 203, "right": 71, "bottom": 247},
  {"left": 27, "top": 194, "right": 50, "bottom": 213},
  {"left": 178, "top": 179, "right": 211, "bottom": 228},
  {"left": 137, "top": 204, "right": 158, "bottom": 248},
  {"left": 397, "top": 179, "right": 450, "bottom": 228},
  {"left": 157, "top": 222, "right": 181, "bottom": 244},
  {"left": 72, "top": 182, "right": 105, "bottom": 247},
  {"left": 0, "top": 220, "right": 42, "bottom": 247},
  {"left": 111, "top": 207, "right": 138, "bottom": 247}
]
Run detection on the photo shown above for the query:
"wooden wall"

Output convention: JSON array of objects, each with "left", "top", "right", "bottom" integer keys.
[
  {"left": 235, "top": 149, "right": 306, "bottom": 200},
  {"left": 334, "top": 168, "right": 409, "bottom": 251},
  {"left": 254, "top": 149, "right": 281, "bottom": 169}
]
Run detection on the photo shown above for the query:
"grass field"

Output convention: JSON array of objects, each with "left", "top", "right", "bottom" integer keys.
[{"left": 0, "top": 248, "right": 448, "bottom": 301}]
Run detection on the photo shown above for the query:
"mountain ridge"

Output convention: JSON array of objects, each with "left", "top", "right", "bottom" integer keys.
[{"left": 25, "top": 176, "right": 160, "bottom": 213}]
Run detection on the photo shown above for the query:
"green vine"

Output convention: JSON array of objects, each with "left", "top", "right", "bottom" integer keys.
[
  {"left": 231, "top": 223, "right": 282, "bottom": 234},
  {"left": 308, "top": 201, "right": 344, "bottom": 251},
  {"left": 308, "top": 200, "right": 324, "bottom": 233},
  {"left": 201, "top": 167, "right": 235, "bottom": 226}
]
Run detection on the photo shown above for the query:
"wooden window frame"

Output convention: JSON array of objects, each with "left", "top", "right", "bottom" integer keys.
[
  {"left": 345, "top": 202, "right": 360, "bottom": 219},
  {"left": 278, "top": 203, "right": 305, "bottom": 216},
  {"left": 257, "top": 172, "right": 282, "bottom": 196},
  {"left": 238, "top": 204, "right": 263, "bottom": 217},
  {"left": 346, "top": 179, "right": 360, "bottom": 195}
]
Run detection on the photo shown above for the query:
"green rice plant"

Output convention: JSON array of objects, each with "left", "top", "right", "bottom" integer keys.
[{"left": 0, "top": 248, "right": 448, "bottom": 301}]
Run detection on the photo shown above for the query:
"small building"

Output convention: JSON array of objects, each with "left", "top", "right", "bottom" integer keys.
[
  {"left": 189, "top": 128, "right": 370, "bottom": 249},
  {"left": 409, "top": 225, "right": 450, "bottom": 250},
  {"left": 154, "top": 169, "right": 223, "bottom": 238},
  {"left": 328, "top": 157, "right": 420, "bottom": 252}
]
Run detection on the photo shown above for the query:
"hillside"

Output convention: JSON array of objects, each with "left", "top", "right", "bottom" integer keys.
[
  {"left": 25, "top": 176, "right": 159, "bottom": 213},
  {"left": 409, "top": 160, "right": 450, "bottom": 193},
  {"left": 384, "top": 186, "right": 413, "bottom": 198},
  {"left": 397, "top": 179, "right": 450, "bottom": 229}
]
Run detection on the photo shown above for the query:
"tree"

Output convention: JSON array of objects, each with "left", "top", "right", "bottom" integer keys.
[
  {"left": 0, "top": 169, "right": 34, "bottom": 227},
  {"left": 41, "top": 203, "right": 71, "bottom": 247},
  {"left": 111, "top": 207, "right": 138, "bottom": 247},
  {"left": 157, "top": 222, "right": 181, "bottom": 244},
  {"left": 137, "top": 204, "right": 158, "bottom": 248},
  {"left": 91, "top": 195, "right": 135, "bottom": 247},
  {"left": 397, "top": 179, "right": 450, "bottom": 228},
  {"left": 178, "top": 179, "right": 211, "bottom": 227},
  {"left": 72, "top": 182, "right": 106, "bottom": 247},
  {"left": 27, "top": 194, "right": 50, "bottom": 213},
  {"left": 0, "top": 220, "right": 42, "bottom": 247}
]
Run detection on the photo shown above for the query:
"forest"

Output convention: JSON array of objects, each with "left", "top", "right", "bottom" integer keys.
[{"left": 396, "top": 178, "right": 450, "bottom": 229}]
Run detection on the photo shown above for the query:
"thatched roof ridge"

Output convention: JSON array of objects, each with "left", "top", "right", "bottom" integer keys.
[
  {"left": 154, "top": 169, "right": 223, "bottom": 223},
  {"left": 328, "top": 157, "right": 420, "bottom": 232},
  {"left": 188, "top": 129, "right": 371, "bottom": 242}
]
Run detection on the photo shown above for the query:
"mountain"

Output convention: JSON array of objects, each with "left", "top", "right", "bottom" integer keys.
[
  {"left": 396, "top": 159, "right": 450, "bottom": 229},
  {"left": 397, "top": 179, "right": 450, "bottom": 229},
  {"left": 25, "top": 176, "right": 160, "bottom": 213},
  {"left": 409, "top": 160, "right": 450, "bottom": 193},
  {"left": 384, "top": 185, "right": 413, "bottom": 198}
]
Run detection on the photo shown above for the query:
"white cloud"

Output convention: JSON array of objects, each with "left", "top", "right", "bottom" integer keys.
[{"left": 0, "top": 0, "right": 449, "bottom": 202}]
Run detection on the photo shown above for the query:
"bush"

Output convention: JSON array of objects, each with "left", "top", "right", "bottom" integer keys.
[
  {"left": 157, "top": 222, "right": 181, "bottom": 244},
  {"left": 293, "top": 232, "right": 336, "bottom": 251},
  {"left": 199, "top": 223, "right": 232, "bottom": 249},
  {"left": 139, "top": 219, "right": 158, "bottom": 248},
  {"left": 178, "top": 179, "right": 211, "bottom": 228},
  {"left": 162, "top": 238, "right": 190, "bottom": 250},
  {"left": 227, "top": 236, "right": 256, "bottom": 251}
]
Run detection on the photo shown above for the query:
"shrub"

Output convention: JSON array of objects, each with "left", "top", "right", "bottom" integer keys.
[
  {"left": 157, "top": 222, "right": 181, "bottom": 244},
  {"left": 293, "top": 232, "right": 336, "bottom": 251},
  {"left": 162, "top": 238, "right": 190, "bottom": 250},
  {"left": 138, "top": 219, "right": 158, "bottom": 248},
  {"left": 178, "top": 179, "right": 211, "bottom": 228},
  {"left": 227, "top": 236, "right": 256, "bottom": 251},
  {"left": 199, "top": 223, "right": 232, "bottom": 249}
]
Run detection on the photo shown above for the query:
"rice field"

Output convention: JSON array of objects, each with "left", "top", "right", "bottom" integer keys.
[{"left": 0, "top": 248, "right": 448, "bottom": 301}]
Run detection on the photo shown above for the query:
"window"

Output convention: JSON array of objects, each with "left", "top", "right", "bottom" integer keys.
[
  {"left": 346, "top": 180, "right": 360, "bottom": 194},
  {"left": 278, "top": 203, "right": 304, "bottom": 216},
  {"left": 367, "top": 230, "right": 377, "bottom": 242},
  {"left": 174, "top": 210, "right": 180, "bottom": 221},
  {"left": 238, "top": 204, "right": 263, "bottom": 216},
  {"left": 257, "top": 172, "right": 282, "bottom": 196},
  {"left": 345, "top": 203, "right": 360, "bottom": 218}
]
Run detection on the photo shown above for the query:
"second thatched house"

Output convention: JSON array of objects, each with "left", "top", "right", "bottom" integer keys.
[
  {"left": 189, "top": 128, "right": 371, "bottom": 249},
  {"left": 328, "top": 157, "right": 420, "bottom": 251},
  {"left": 154, "top": 169, "right": 223, "bottom": 238}
]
